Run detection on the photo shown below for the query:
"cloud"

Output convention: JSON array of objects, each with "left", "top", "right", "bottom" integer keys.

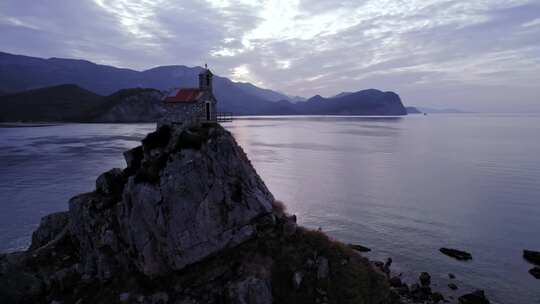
[{"left": 0, "top": 0, "right": 539, "bottom": 111}]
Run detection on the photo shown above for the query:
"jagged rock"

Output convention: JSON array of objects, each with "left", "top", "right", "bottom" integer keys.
[
  {"left": 458, "top": 289, "right": 490, "bottom": 304},
  {"left": 150, "top": 292, "right": 169, "bottom": 304},
  {"left": 124, "top": 146, "right": 144, "bottom": 171},
  {"left": 384, "top": 257, "right": 392, "bottom": 269},
  {"left": 432, "top": 292, "right": 444, "bottom": 303},
  {"left": 29, "top": 211, "right": 69, "bottom": 250},
  {"left": 523, "top": 250, "right": 540, "bottom": 266},
  {"left": 410, "top": 283, "right": 420, "bottom": 294},
  {"left": 372, "top": 260, "right": 384, "bottom": 271},
  {"left": 394, "top": 284, "right": 409, "bottom": 295},
  {"left": 529, "top": 267, "right": 540, "bottom": 279},
  {"left": 283, "top": 215, "right": 297, "bottom": 236},
  {"left": 440, "top": 248, "right": 472, "bottom": 261},
  {"left": 448, "top": 283, "right": 458, "bottom": 290},
  {"left": 348, "top": 243, "right": 371, "bottom": 252},
  {"left": 419, "top": 272, "right": 431, "bottom": 286},
  {"left": 96, "top": 168, "right": 125, "bottom": 196},
  {"left": 389, "top": 276, "right": 402, "bottom": 287},
  {"left": 317, "top": 256, "right": 329, "bottom": 279},
  {"left": 119, "top": 293, "right": 130, "bottom": 302},
  {"left": 382, "top": 257, "right": 392, "bottom": 276},
  {"left": 227, "top": 277, "right": 272, "bottom": 304},
  {"left": 293, "top": 271, "right": 303, "bottom": 290},
  {"left": 70, "top": 125, "right": 275, "bottom": 277}
]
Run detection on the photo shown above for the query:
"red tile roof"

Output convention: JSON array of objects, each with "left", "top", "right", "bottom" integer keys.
[{"left": 164, "top": 88, "right": 202, "bottom": 103}]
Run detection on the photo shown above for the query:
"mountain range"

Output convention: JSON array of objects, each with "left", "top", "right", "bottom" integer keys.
[{"left": 0, "top": 51, "right": 408, "bottom": 121}]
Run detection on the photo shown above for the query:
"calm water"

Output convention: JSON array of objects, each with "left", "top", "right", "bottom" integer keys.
[{"left": 1, "top": 115, "right": 539, "bottom": 303}]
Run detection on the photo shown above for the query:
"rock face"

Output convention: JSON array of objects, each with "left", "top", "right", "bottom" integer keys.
[
  {"left": 0, "top": 123, "right": 392, "bottom": 304},
  {"left": 70, "top": 124, "right": 275, "bottom": 277},
  {"left": 93, "top": 89, "right": 166, "bottom": 123},
  {"left": 29, "top": 211, "right": 69, "bottom": 250}
]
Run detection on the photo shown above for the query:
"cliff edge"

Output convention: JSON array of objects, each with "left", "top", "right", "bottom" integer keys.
[{"left": 0, "top": 123, "right": 392, "bottom": 304}]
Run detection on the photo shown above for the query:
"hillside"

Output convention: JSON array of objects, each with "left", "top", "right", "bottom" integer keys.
[
  {"left": 92, "top": 88, "right": 165, "bottom": 123},
  {"left": 0, "top": 85, "right": 168, "bottom": 123},
  {"left": 0, "top": 84, "right": 104, "bottom": 122},
  {"left": 297, "top": 89, "right": 407, "bottom": 115}
]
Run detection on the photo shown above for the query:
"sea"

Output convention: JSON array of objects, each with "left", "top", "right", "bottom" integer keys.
[{"left": 1, "top": 114, "right": 539, "bottom": 303}]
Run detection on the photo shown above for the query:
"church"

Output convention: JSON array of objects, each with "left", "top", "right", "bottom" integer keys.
[{"left": 160, "top": 66, "right": 217, "bottom": 126}]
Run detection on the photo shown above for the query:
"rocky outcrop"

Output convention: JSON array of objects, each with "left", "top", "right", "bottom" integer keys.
[
  {"left": 440, "top": 247, "right": 472, "bottom": 261},
  {"left": 297, "top": 89, "right": 407, "bottom": 116},
  {"left": 348, "top": 243, "right": 371, "bottom": 252},
  {"left": 29, "top": 211, "right": 69, "bottom": 250},
  {"left": 523, "top": 249, "right": 540, "bottom": 266},
  {"left": 458, "top": 289, "right": 490, "bottom": 304},
  {"left": 0, "top": 123, "right": 392, "bottom": 304},
  {"left": 70, "top": 124, "right": 275, "bottom": 278},
  {"left": 529, "top": 267, "right": 540, "bottom": 279},
  {"left": 93, "top": 89, "right": 166, "bottom": 123}
]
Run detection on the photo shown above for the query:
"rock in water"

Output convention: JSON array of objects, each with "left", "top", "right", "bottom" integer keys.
[
  {"left": 70, "top": 124, "right": 275, "bottom": 277},
  {"left": 348, "top": 243, "right": 371, "bottom": 252},
  {"left": 529, "top": 267, "right": 540, "bottom": 279},
  {"left": 440, "top": 248, "right": 472, "bottom": 261},
  {"left": 458, "top": 289, "right": 490, "bottom": 304},
  {"left": 432, "top": 292, "right": 444, "bottom": 303},
  {"left": 419, "top": 272, "right": 431, "bottom": 286},
  {"left": 523, "top": 250, "right": 540, "bottom": 266}
]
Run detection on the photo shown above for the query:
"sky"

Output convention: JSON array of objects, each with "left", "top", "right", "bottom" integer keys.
[{"left": 1, "top": 0, "right": 539, "bottom": 112}]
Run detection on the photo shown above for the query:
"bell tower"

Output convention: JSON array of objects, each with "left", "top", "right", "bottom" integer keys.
[{"left": 199, "top": 64, "right": 213, "bottom": 93}]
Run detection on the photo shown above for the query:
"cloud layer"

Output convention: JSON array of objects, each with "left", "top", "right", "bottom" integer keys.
[{"left": 1, "top": 0, "right": 539, "bottom": 111}]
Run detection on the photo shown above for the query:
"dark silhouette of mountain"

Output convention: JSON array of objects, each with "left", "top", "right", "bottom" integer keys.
[
  {"left": 0, "top": 85, "right": 168, "bottom": 122},
  {"left": 297, "top": 89, "right": 407, "bottom": 115},
  {"left": 0, "top": 84, "right": 104, "bottom": 122},
  {"left": 0, "top": 51, "right": 408, "bottom": 118}
]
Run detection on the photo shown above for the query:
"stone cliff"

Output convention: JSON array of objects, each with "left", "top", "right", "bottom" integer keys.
[
  {"left": 92, "top": 89, "right": 166, "bottom": 123},
  {"left": 0, "top": 123, "right": 393, "bottom": 304}
]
